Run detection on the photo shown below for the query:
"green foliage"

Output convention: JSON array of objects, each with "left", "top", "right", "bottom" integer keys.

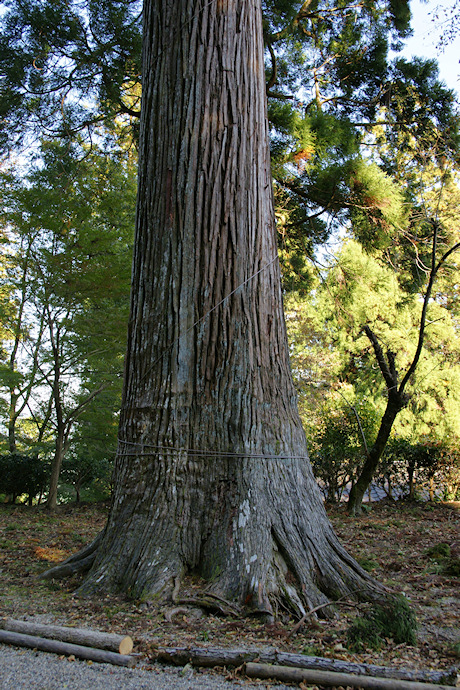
[
  {"left": 349, "top": 161, "right": 409, "bottom": 251},
  {"left": 61, "top": 387, "right": 119, "bottom": 502},
  {"left": 0, "top": 454, "right": 49, "bottom": 504},
  {"left": 287, "top": 225, "right": 460, "bottom": 503},
  {"left": 346, "top": 615, "right": 385, "bottom": 651},
  {"left": 263, "top": 0, "right": 458, "bottom": 281},
  {"left": 346, "top": 596, "right": 417, "bottom": 651},
  {"left": 380, "top": 59, "right": 460, "bottom": 171},
  {"left": 380, "top": 437, "right": 460, "bottom": 501},
  {"left": 308, "top": 398, "right": 379, "bottom": 502},
  {"left": 61, "top": 453, "right": 112, "bottom": 503}
]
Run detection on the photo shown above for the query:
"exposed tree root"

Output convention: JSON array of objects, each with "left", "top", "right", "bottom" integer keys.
[
  {"left": 40, "top": 522, "right": 388, "bottom": 622},
  {"left": 175, "top": 595, "right": 241, "bottom": 617},
  {"left": 288, "top": 591, "right": 366, "bottom": 637},
  {"left": 40, "top": 460, "right": 390, "bottom": 621},
  {"left": 40, "top": 531, "right": 104, "bottom": 581}
]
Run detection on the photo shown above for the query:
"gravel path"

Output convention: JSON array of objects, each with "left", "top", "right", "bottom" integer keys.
[{"left": 0, "top": 644, "right": 288, "bottom": 689}]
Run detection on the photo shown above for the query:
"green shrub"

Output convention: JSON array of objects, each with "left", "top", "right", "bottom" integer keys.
[
  {"left": 425, "top": 543, "right": 459, "bottom": 576},
  {"left": 346, "top": 595, "right": 417, "bottom": 651},
  {"left": 0, "top": 454, "right": 48, "bottom": 504},
  {"left": 61, "top": 454, "right": 112, "bottom": 503},
  {"left": 347, "top": 616, "right": 384, "bottom": 650}
]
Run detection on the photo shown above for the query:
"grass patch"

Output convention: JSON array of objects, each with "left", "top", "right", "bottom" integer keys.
[
  {"left": 444, "top": 557, "right": 460, "bottom": 577},
  {"left": 357, "top": 556, "right": 379, "bottom": 572}
]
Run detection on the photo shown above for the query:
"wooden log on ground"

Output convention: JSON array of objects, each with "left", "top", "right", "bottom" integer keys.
[
  {"left": 244, "top": 662, "right": 458, "bottom": 690},
  {"left": 274, "top": 650, "right": 458, "bottom": 684},
  {"left": 157, "top": 645, "right": 262, "bottom": 667},
  {"left": 0, "top": 629, "right": 136, "bottom": 667},
  {"left": 0, "top": 619, "right": 133, "bottom": 655},
  {"left": 156, "top": 646, "right": 458, "bottom": 685}
]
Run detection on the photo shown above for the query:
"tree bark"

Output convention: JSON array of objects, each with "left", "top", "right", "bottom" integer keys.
[
  {"left": 75, "top": 0, "right": 386, "bottom": 614},
  {"left": 46, "top": 423, "right": 66, "bottom": 511}
]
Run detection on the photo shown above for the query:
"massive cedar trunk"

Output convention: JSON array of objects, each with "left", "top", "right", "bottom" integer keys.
[{"left": 79, "top": 0, "right": 384, "bottom": 614}]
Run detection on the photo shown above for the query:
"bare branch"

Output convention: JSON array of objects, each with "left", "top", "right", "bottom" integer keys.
[{"left": 362, "top": 326, "right": 397, "bottom": 392}]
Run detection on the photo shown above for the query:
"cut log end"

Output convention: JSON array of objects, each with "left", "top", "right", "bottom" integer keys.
[{"left": 118, "top": 636, "right": 133, "bottom": 655}]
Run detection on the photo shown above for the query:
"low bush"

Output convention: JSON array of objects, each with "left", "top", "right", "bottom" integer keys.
[{"left": 0, "top": 454, "right": 48, "bottom": 504}]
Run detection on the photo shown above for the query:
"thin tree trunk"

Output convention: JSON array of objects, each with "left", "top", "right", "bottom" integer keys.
[
  {"left": 45, "top": 311, "right": 107, "bottom": 509},
  {"left": 46, "top": 425, "right": 66, "bottom": 511},
  {"left": 408, "top": 461, "right": 416, "bottom": 500},
  {"left": 348, "top": 395, "right": 403, "bottom": 515},
  {"left": 8, "top": 392, "right": 18, "bottom": 455},
  {"left": 45, "top": 317, "right": 66, "bottom": 510},
  {"left": 74, "top": 0, "right": 385, "bottom": 614}
]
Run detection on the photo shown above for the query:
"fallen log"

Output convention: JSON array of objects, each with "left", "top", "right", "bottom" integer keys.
[
  {"left": 156, "top": 646, "right": 458, "bottom": 685},
  {"left": 0, "top": 629, "right": 136, "bottom": 667},
  {"left": 244, "top": 662, "right": 458, "bottom": 690},
  {"left": 0, "top": 618, "right": 133, "bottom": 655}
]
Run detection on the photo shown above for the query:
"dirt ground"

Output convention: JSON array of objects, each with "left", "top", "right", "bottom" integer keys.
[{"left": 0, "top": 499, "right": 459, "bottom": 684}]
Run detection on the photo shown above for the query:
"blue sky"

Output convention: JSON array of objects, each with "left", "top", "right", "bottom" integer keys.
[{"left": 401, "top": 0, "right": 459, "bottom": 96}]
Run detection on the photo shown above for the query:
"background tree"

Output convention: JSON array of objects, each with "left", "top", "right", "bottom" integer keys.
[
  {"left": 345, "top": 118, "right": 460, "bottom": 511},
  {"left": 287, "top": 219, "right": 460, "bottom": 509},
  {"left": 0, "top": 137, "right": 135, "bottom": 506}
]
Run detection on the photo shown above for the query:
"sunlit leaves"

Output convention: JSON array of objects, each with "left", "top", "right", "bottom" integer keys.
[{"left": 287, "top": 237, "right": 460, "bottom": 460}]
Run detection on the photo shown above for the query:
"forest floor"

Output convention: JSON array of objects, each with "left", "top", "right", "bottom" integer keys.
[{"left": 0, "top": 499, "right": 459, "bottom": 685}]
